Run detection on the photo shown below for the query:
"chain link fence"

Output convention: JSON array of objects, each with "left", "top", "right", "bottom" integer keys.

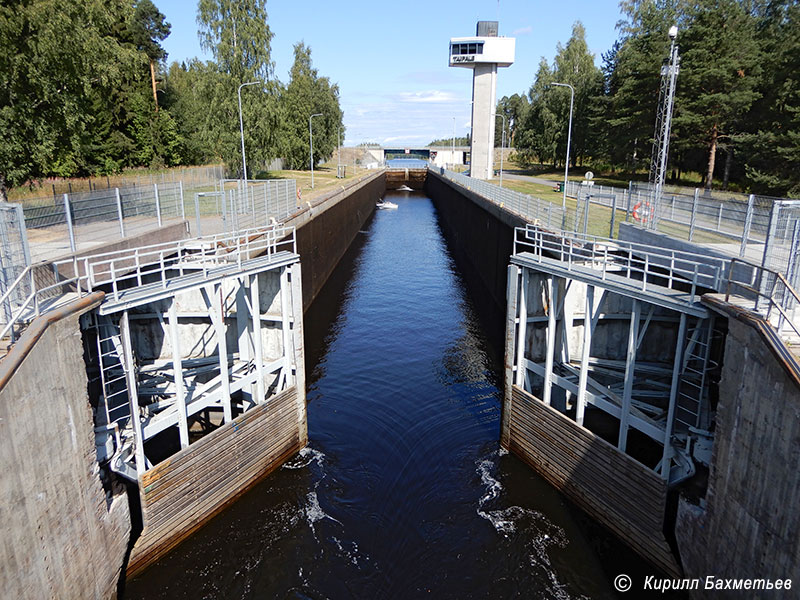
[
  {"left": 16, "top": 175, "right": 299, "bottom": 263},
  {"left": 437, "top": 168, "right": 567, "bottom": 229},
  {"left": 0, "top": 204, "right": 32, "bottom": 325},
  {"left": 565, "top": 181, "right": 800, "bottom": 282}
]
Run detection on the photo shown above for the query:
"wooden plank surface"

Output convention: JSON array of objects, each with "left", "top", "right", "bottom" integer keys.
[
  {"left": 509, "top": 385, "right": 681, "bottom": 577},
  {"left": 127, "top": 386, "right": 303, "bottom": 576}
]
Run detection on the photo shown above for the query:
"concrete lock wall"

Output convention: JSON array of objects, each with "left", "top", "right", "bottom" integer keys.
[
  {"left": 424, "top": 170, "right": 523, "bottom": 324},
  {"left": 675, "top": 312, "right": 800, "bottom": 592},
  {"left": 290, "top": 171, "right": 385, "bottom": 311},
  {"left": 0, "top": 296, "right": 131, "bottom": 600}
]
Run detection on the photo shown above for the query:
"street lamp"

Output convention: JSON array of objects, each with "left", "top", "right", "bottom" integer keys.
[
  {"left": 238, "top": 81, "right": 263, "bottom": 182},
  {"left": 309, "top": 113, "right": 323, "bottom": 189},
  {"left": 452, "top": 116, "right": 456, "bottom": 171},
  {"left": 550, "top": 82, "right": 574, "bottom": 212},
  {"left": 492, "top": 112, "right": 507, "bottom": 187},
  {"left": 337, "top": 125, "right": 341, "bottom": 177}
]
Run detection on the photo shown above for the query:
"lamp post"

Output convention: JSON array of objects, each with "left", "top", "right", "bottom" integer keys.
[
  {"left": 492, "top": 112, "right": 507, "bottom": 187},
  {"left": 309, "top": 113, "right": 323, "bottom": 189},
  {"left": 238, "top": 81, "right": 262, "bottom": 182},
  {"left": 337, "top": 125, "right": 341, "bottom": 177},
  {"left": 550, "top": 82, "right": 574, "bottom": 212},
  {"left": 452, "top": 117, "right": 456, "bottom": 171}
]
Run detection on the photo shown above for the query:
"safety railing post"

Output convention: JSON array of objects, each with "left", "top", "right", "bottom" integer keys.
[
  {"left": 180, "top": 181, "right": 185, "bottom": 221},
  {"left": 115, "top": 188, "right": 125, "bottom": 238},
  {"left": 740, "top": 194, "right": 754, "bottom": 258},
  {"left": 154, "top": 183, "right": 162, "bottom": 227},
  {"left": 194, "top": 193, "right": 202, "bottom": 237},
  {"left": 689, "top": 188, "right": 699, "bottom": 241},
  {"left": 63, "top": 193, "right": 77, "bottom": 253}
]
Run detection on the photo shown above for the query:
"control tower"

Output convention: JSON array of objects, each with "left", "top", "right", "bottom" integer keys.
[{"left": 449, "top": 21, "right": 515, "bottom": 180}]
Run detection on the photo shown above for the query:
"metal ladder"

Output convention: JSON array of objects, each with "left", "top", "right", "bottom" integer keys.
[{"left": 675, "top": 317, "right": 715, "bottom": 431}]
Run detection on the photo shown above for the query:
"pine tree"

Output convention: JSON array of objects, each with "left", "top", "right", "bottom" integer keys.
[{"left": 674, "top": 0, "right": 762, "bottom": 190}]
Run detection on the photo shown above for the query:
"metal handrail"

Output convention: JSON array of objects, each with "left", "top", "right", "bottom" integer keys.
[
  {"left": 725, "top": 257, "right": 800, "bottom": 341},
  {"left": 1, "top": 223, "right": 296, "bottom": 344},
  {"left": 514, "top": 225, "right": 726, "bottom": 304}
]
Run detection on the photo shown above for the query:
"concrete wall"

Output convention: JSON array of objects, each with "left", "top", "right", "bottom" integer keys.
[
  {"left": 675, "top": 307, "right": 800, "bottom": 595},
  {"left": 424, "top": 170, "right": 525, "bottom": 323},
  {"left": 0, "top": 296, "right": 131, "bottom": 600},
  {"left": 288, "top": 171, "right": 385, "bottom": 311}
]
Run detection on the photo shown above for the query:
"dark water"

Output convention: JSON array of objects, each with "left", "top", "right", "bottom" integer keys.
[{"left": 124, "top": 191, "right": 645, "bottom": 599}]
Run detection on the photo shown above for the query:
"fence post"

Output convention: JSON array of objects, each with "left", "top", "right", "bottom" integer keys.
[
  {"left": 717, "top": 203, "right": 723, "bottom": 231},
  {"left": 194, "top": 193, "right": 202, "bottom": 237},
  {"left": 625, "top": 181, "right": 633, "bottom": 222},
  {"left": 689, "top": 188, "right": 699, "bottom": 241},
  {"left": 610, "top": 194, "right": 618, "bottom": 239},
  {"left": 154, "top": 183, "right": 162, "bottom": 227},
  {"left": 740, "top": 194, "right": 754, "bottom": 258},
  {"left": 759, "top": 200, "right": 782, "bottom": 308},
  {"left": 180, "top": 181, "right": 185, "bottom": 221},
  {"left": 115, "top": 188, "right": 125, "bottom": 238},
  {"left": 63, "top": 193, "right": 77, "bottom": 253},
  {"left": 787, "top": 220, "right": 800, "bottom": 291}
]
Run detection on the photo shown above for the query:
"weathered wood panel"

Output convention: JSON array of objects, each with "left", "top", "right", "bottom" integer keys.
[
  {"left": 509, "top": 385, "right": 681, "bottom": 577},
  {"left": 127, "top": 386, "right": 302, "bottom": 576}
]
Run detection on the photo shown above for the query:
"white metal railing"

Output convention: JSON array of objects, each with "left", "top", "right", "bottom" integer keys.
[
  {"left": 514, "top": 224, "right": 728, "bottom": 306},
  {"left": 0, "top": 223, "right": 296, "bottom": 343},
  {"left": 726, "top": 258, "right": 800, "bottom": 341},
  {"left": 433, "top": 166, "right": 567, "bottom": 229}
]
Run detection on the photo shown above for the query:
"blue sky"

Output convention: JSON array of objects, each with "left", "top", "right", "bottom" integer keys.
[{"left": 156, "top": 0, "right": 624, "bottom": 146}]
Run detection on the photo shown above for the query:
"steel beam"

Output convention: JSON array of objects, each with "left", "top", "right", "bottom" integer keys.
[
  {"left": 502, "top": 264, "right": 521, "bottom": 448},
  {"left": 618, "top": 299, "right": 640, "bottom": 451},
  {"left": 576, "top": 285, "right": 594, "bottom": 426},
  {"left": 280, "top": 266, "right": 293, "bottom": 389},
  {"left": 543, "top": 275, "right": 558, "bottom": 406},
  {"left": 661, "top": 312, "right": 687, "bottom": 479},
  {"left": 168, "top": 298, "right": 190, "bottom": 448},
  {"left": 250, "top": 273, "right": 266, "bottom": 403},
  {"left": 514, "top": 268, "right": 528, "bottom": 387},
  {"left": 120, "top": 311, "right": 146, "bottom": 474},
  {"left": 202, "top": 284, "right": 232, "bottom": 422},
  {"left": 289, "top": 262, "right": 308, "bottom": 446},
  {"left": 235, "top": 278, "right": 253, "bottom": 405}
]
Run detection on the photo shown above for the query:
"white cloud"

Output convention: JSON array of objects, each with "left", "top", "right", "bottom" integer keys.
[
  {"left": 512, "top": 26, "right": 532, "bottom": 36},
  {"left": 396, "top": 90, "right": 458, "bottom": 104}
]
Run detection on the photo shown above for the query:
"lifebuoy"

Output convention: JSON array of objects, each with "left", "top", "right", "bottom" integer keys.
[{"left": 632, "top": 201, "right": 652, "bottom": 223}]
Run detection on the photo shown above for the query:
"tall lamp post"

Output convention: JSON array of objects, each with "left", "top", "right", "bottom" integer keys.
[
  {"left": 337, "top": 125, "right": 341, "bottom": 177},
  {"left": 238, "top": 81, "right": 262, "bottom": 182},
  {"left": 452, "top": 117, "right": 456, "bottom": 171},
  {"left": 550, "top": 82, "right": 574, "bottom": 212},
  {"left": 492, "top": 112, "right": 507, "bottom": 187},
  {"left": 309, "top": 113, "right": 323, "bottom": 188}
]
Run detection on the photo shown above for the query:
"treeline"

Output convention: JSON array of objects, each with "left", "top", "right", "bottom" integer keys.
[
  {"left": 0, "top": 0, "right": 343, "bottom": 201},
  {"left": 498, "top": 0, "right": 799, "bottom": 197}
]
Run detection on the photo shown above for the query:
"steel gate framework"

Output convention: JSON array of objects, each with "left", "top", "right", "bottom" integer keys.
[{"left": 503, "top": 225, "right": 723, "bottom": 484}]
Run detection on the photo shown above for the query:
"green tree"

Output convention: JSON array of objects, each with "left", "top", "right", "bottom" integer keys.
[
  {"left": 674, "top": 0, "right": 762, "bottom": 190},
  {"left": 495, "top": 94, "right": 529, "bottom": 147},
  {"left": 280, "top": 43, "right": 343, "bottom": 170},
  {"left": 196, "top": 0, "right": 281, "bottom": 177},
  {"left": 739, "top": 0, "right": 800, "bottom": 196},
  {"left": 603, "top": 1, "right": 679, "bottom": 175},
  {"left": 0, "top": 0, "right": 138, "bottom": 199},
  {"left": 127, "top": 0, "right": 171, "bottom": 112}
]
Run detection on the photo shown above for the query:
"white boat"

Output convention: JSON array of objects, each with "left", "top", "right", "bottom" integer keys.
[{"left": 376, "top": 200, "right": 398, "bottom": 210}]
